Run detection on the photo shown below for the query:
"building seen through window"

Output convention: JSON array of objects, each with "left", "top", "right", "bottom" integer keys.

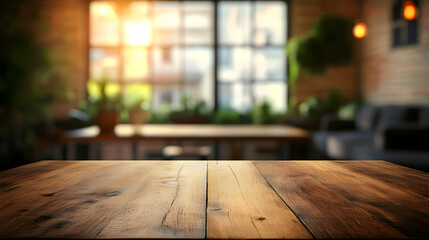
[
  {"left": 89, "top": 1, "right": 287, "bottom": 113},
  {"left": 392, "top": 0, "right": 418, "bottom": 47}
]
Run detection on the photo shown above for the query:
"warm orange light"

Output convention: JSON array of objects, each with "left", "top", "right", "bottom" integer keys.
[
  {"left": 403, "top": 1, "right": 418, "bottom": 21},
  {"left": 353, "top": 22, "right": 367, "bottom": 39},
  {"left": 95, "top": 4, "right": 115, "bottom": 17}
]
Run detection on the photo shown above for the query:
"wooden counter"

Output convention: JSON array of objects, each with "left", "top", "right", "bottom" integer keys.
[{"left": 1, "top": 160, "right": 428, "bottom": 239}]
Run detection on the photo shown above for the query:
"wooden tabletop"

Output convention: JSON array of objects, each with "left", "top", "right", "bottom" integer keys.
[
  {"left": 64, "top": 124, "right": 310, "bottom": 142},
  {"left": 0, "top": 160, "right": 428, "bottom": 239}
]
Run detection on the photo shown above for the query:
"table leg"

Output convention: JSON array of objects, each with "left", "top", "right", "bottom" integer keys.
[
  {"left": 66, "top": 142, "right": 75, "bottom": 160},
  {"left": 278, "top": 141, "right": 289, "bottom": 160},
  {"left": 291, "top": 142, "right": 308, "bottom": 160},
  {"left": 214, "top": 141, "right": 220, "bottom": 160},
  {"left": 89, "top": 142, "right": 96, "bottom": 160},
  {"left": 95, "top": 142, "right": 102, "bottom": 160},
  {"left": 53, "top": 145, "right": 62, "bottom": 160},
  {"left": 132, "top": 141, "right": 138, "bottom": 160}
]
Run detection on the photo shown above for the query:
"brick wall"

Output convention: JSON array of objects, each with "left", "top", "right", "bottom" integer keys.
[
  {"left": 289, "top": 0, "right": 361, "bottom": 102},
  {"left": 31, "top": 0, "right": 88, "bottom": 118},
  {"left": 361, "top": 0, "right": 429, "bottom": 105}
]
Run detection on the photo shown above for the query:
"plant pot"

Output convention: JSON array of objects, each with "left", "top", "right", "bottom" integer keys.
[
  {"left": 129, "top": 109, "right": 148, "bottom": 125},
  {"left": 96, "top": 110, "right": 118, "bottom": 134}
]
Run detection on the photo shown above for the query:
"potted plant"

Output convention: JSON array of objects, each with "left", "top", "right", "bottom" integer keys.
[
  {"left": 169, "top": 95, "right": 212, "bottom": 124},
  {"left": 128, "top": 99, "right": 150, "bottom": 125},
  {"left": 86, "top": 76, "right": 122, "bottom": 134}
]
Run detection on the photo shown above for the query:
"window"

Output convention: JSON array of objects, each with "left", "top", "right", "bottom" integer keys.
[
  {"left": 89, "top": 1, "right": 287, "bottom": 112},
  {"left": 392, "top": 0, "right": 419, "bottom": 47}
]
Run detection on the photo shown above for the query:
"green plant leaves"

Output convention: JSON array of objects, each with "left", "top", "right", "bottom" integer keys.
[{"left": 286, "top": 14, "right": 354, "bottom": 89}]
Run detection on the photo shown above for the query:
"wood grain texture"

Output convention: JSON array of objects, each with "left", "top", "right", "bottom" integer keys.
[
  {"left": 98, "top": 161, "right": 207, "bottom": 238},
  {"left": 0, "top": 161, "right": 206, "bottom": 239},
  {"left": 207, "top": 161, "right": 313, "bottom": 239},
  {"left": 335, "top": 160, "right": 429, "bottom": 198},
  {"left": 2, "top": 160, "right": 429, "bottom": 239},
  {"left": 253, "top": 160, "right": 429, "bottom": 239},
  {"left": 0, "top": 161, "right": 117, "bottom": 229}
]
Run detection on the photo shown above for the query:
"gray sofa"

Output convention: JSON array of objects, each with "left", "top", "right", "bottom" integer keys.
[{"left": 313, "top": 105, "right": 429, "bottom": 172}]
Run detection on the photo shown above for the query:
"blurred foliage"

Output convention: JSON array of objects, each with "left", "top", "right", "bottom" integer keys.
[
  {"left": 251, "top": 100, "right": 276, "bottom": 124},
  {"left": 311, "top": 15, "right": 354, "bottom": 66},
  {"left": 0, "top": 1, "right": 71, "bottom": 168},
  {"left": 169, "top": 94, "right": 212, "bottom": 118},
  {"left": 298, "top": 88, "right": 348, "bottom": 118},
  {"left": 338, "top": 101, "right": 364, "bottom": 119},
  {"left": 122, "top": 83, "right": 151, "bottom": 111},
  {"left": 286, "top": 38, "right": 301, "bottom": 90},
  {"left": 79, "top": 75, "right": 123, "bottom": 121},
  {"left": 282, "top": 88, "right": 362, "bottom": 130},
  {"left": 214, "top": 109, "right": 243, "bottom": 124},
  {"left": 148, "top": 101, "right": 172, "bottom": 124},
  {"left": 214, "top": 100, "right": 286, "bottom": 125},
  {"left": 286, "top": 15, "right": 354, "bottom": 90}
]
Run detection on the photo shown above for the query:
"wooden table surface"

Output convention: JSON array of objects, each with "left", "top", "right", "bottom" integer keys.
[
  {"left": 64, "top": 124, "right": 310, "bottom": 142},
  {"left": 0, "top": 160, "right": 428, "bottom": 239}
]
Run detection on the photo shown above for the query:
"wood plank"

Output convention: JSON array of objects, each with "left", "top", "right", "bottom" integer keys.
[
  {"left": 0, "top": 161, "right": 118, "bottom": 226},
  {"left": 335, "top": 160, "right": 429, "bottom": 197},
  {"left": 0, "top": 161, "right": 73, "bottom": 191},
  {"left": 98, "top": 161, "right": 207, "bottom": 238},
  {"left": 0, "top": 161, "right": 207, "bottom": 239},
  {"left": 253, "top": 161, "right": 413, "bottom": 239},
  {"left": 312, "top": 161, "right": 429, "bottom": 238},
  {"left": 207, "top": 161, "right": 313, "bottom": 239}
]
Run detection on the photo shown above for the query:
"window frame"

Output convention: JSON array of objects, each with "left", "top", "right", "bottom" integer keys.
[
  {"left": 391, "top": 0, "right": 419, "bottom": 48},
  {"left": 86, "top": 0, "right": 290, "bottom": 112}
]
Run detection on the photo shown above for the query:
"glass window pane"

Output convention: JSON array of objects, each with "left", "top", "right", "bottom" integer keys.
[
  {"left": 184, "top": 48, "right": 214, "bottom": 107},
  {"left": 154, "top": 30, "right": 180, "bottom": 45},
  {"left": 153, "top": 2, "right": 180, "bottom": 29},
  {"left": 153, "top": 47, "right": 182, "bottom": 82},
  {"left": 254, "top": 2, "right": 287, "bottom": 45},
  {"left": 218, "top": 2, "right": 251, "bottom": 44},
  {"left": 219, "top": 47, "right": 252, "bottom": 82},
  {"left": 184, "top": 1, "right": 213, "bottom": 12},
  {"left": 253, "top": 82, "right": 286, "bottom": 111},
  {"left": 153, "top": 2, "right": 180, "bottom": 45},
  {"left": 254, "top": 48, "right": 285, "bottom": 81},
  {"left": 90, "top": 2, "right": 119, "bottom": 45},
  {"left": 151, "top": 84, "right": 183, "bottom": 110},
  {"left": 219, "top": 83, "right": 252, "bottom": 112},
  {"left": 123, "top": 49, "right": 149, "bottom": 81},
  {"left": 124, "top": 2, "right": 151, "bottom": 46},
  {"left": 184, "top": 2, "right": 213, "bottom": 45},
  {"left": 90, "top": 48, "right": 119, "bottom": 81},
  {"left": 184, "top": 32, "right": 212, "bottom": 45},
  {"left": 184, "top": 13, "right": 211, "bottom": 29}
]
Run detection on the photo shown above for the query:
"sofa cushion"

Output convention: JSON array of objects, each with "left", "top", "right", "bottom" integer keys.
[
  {"left": 355, "top": 105, "right": 380, "bottom": 132},
  {"left": 326, "top": 132, "right": 374, "bottom": 159},
  {"left": 376, "top": 106, "right": 408, "bottom": 131},
  {"left": 313, "top": 131, "right": 329, "bottom": 152},
  {"left": 420, "top": 107, "right": 429, "bottom": 127}
]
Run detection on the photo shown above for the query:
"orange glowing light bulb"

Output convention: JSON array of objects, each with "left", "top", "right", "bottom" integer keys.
[
  {"left": 353, "top": 22, "right": 367, "bottom": 39},
  {"left": 403, "top": 0, "right": 418, "bottom": 21}
]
